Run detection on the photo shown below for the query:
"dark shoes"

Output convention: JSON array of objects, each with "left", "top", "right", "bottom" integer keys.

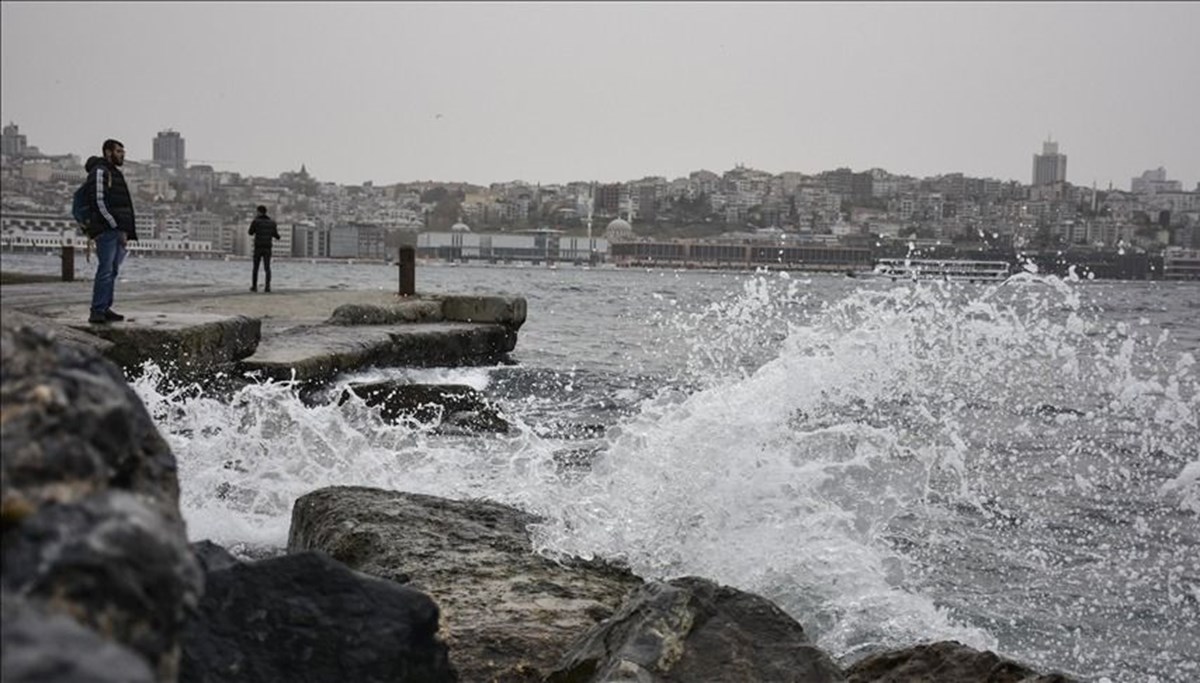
[
  {"left": 88, "top": 309, "right": 124, "bottom": 324},
  {"left": 250, "top": 286, "right": 258, "bottom": 292},
  {"left": 264, "top": 287, "right": 271, "bottom": 293}
]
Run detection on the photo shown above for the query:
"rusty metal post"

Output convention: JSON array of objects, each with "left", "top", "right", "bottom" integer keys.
[
  {"left": 61, "top": 245, "right": 75, "bottom": 282},
  {"left": 398, "top": 245, "right": 415, "bottom": 296}
]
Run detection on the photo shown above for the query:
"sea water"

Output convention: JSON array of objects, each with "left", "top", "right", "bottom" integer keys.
[{"left": 4, "top": 253, "right": 1198, "bottom": 681}]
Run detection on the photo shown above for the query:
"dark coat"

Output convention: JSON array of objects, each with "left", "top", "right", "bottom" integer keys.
[
  {"left": 248, "top": 214, "right": 281, "bottom": 251},
  {"left": 84, "top": 156, "right": 138, "bottom": 240}
]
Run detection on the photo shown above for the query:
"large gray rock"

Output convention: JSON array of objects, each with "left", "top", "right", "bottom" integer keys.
[
  {"left": 1, "top": 490, "right": 202, "bottom": 680},
  {"left": 843, "top": 640, "right": 1076, "bottom": 682},
  {"left": 340, "top": 381, "right": 511, "bottom": 433},
  {"left": 1, "top": 321, "right": 201, "bottom": 682},
  {"left": 546, "top": 576, "right": 845, "bottom": 683},
  {"left": 1, "top": 591, "right": 156, "bottom": 683},
  {"left": 0, "top": 309, "right": 114, "bottom": 357},
  {"left": 288, "top": 486, "right": 643, "bottom": 682},
  {"left": 180, "top": 549, "right": 457, "bottom": 683},
  {"left": 1, "top": 323, "right": 181, "bottom": 508}
]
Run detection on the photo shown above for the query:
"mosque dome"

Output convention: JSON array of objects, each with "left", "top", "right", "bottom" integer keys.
[
  {"left": 450, "top": 221, "right": 471, "bottom": 232},
  {"left": 605, "top": 217, "right": 633, "bottom": 242}
]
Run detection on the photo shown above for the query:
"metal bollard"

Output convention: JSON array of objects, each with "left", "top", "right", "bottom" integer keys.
[
  {"left": 398, "top": 245, "right": 415, "bottom": 296},
  {"left": 61, "top": 245, "right": 75, "bottom": 282}
]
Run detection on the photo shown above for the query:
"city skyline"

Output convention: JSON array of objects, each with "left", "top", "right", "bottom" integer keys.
[
  {"left": 7, "top": 122, "right": 1192, "bottom": 195},
  {"left": 3, "top": 2, "right": 1199, "bottom": 188}
]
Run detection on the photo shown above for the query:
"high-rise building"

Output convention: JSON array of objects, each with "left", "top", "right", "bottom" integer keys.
[
  {"left": 1, "top": 122, "right": 28, "bottom": 158},
  {"left": 595, "top": 183, "right": 622, "bottom": 215},
  {"left": 153, "top": 129, "right": 186, "bottom": 171},
  {"left": 1032, "top": 139, "right": 1067, "bottom": 186}
]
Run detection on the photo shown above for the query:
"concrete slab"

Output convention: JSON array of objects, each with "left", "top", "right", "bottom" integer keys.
[
  {"left": 1, "top": 279, "right": 525, "bottom": 387},
  {"left": 242, "top": 321, "right": 517, "bottom": 384}
]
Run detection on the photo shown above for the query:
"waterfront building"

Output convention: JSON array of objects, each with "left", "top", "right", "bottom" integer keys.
[
  {"left": 292, "top": 222, "right": 330, "bottom": 258},
  {"left": 417, "top": 230, "right": 609, "bottom": 265},
  {"left": 1162, "top": 247, "right": 1200, "bottom": 280},
  {"left": 609, "top": 237, "right": 871, "bottom": 272}
]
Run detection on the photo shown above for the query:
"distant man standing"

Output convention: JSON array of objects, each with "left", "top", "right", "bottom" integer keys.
[
  {"left": 86, "top": 139, "right": 138, "bottom": 324},
  {"left": 248, "top": 205, "right": 280, "bottom": 292}
]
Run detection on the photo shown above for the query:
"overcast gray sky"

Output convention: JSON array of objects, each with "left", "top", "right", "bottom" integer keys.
[{"left": 3, "top": 2, "right": 1198, "bottom": 189}]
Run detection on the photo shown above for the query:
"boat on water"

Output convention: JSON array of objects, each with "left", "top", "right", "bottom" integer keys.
[{"left": 867, "top": 258, "right": 1012, "bottom": 283}]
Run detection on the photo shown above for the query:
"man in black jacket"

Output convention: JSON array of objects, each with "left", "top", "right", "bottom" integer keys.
[
  {"left": 248, "top": 205, "right": 280, "bottom": 292},
  {"left": 86, "top": 139, "right": 138, "bottom": 324}
]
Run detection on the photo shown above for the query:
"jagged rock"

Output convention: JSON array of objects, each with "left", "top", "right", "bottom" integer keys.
[
  {"left": 843, "top": 640, "right": 1076, "bottom": 682},
  {"left": 0, "top": 309, "right": 114, "bottom": 357},
  {"left": 1, "top": 490, "right": 202, "bottom": 682},
  {"left": 1, "top": 323, "right": 182, "bottom": 509},
  {"left": 340, "top": 381, "right": 511, "bottom": 432},
  {"left": 189, "top": 539, "right": 241, "bottom": 574},
  {"left": 546, "top": 576, "right": 845, "bottom": 683},
  {"left": 288, "top": 486, "right": 643, "bottom": 682},
  {"left": 1, "top": 320, "right": 201, "bottom": 682},
  {"left": 1, "top": 591, "right": 156, "bottom": 683},
  {"left": 179, "top": 550, "right": 457, "bottom": 683},
  {"left": 328, "top": 300, "right": 443, "bottom": 325}
]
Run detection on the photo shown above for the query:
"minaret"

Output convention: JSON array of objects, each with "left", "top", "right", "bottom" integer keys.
[
  {"left": 586, "top": 182, "right": 594, "bottom": 242},
  {"left": 587, "top": 182, "right": 596, "bottom": 265}
]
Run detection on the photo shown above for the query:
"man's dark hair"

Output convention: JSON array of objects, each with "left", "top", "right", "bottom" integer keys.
[
  {"left": 102, "top": 139, "right": 124, "bottom": 153},
  {"left": 256, "top": 205, "right": 268, "bottom": 215}
]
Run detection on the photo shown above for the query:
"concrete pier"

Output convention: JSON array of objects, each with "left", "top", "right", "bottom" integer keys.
[{"left": 0, "top": 279, "right": 526, "bottom": 387}]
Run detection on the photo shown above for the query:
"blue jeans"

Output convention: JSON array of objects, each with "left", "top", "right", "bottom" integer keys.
[{"left": 90, "top": 230, "right": 126, "bottom": 314}]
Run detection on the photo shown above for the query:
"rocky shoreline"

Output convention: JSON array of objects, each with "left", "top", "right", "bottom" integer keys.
[{"left": 1, "top": 312, "right": 1078, "bottom": 682}]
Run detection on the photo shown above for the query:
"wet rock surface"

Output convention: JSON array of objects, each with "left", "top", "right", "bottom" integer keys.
[
  {"left": 843, "top": 640, "right": 1076, "bottom": 682},
  {"left": 1, "top": 591, "right": 157, "bottom": 683},
  {"left": 180, "top": 548, "right": 457, "bottom": 683},
  {"left": 340, "top": 380, "right": 511, "bottom": 432},
  {"left": 1, "top": 324, "right": 182, "bottom": 507},
  {"left": 1, "top": 321, "right": 201, "bottom": 681},
  {"left": 288, "top": 486, "right": 644, "bottom": 682},
  {"left": 546, "top": 576, "right": 846, "bottom": 683}
]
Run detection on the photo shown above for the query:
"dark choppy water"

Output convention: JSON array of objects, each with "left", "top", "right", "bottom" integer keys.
[{"left": 5, "top": 253, "right": 1198, "bottom": 681}]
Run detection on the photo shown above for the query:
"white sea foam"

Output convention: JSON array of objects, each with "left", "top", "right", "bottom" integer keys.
[{"left": 127, "top": 268, "right": 1199, "bottom": 678}]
